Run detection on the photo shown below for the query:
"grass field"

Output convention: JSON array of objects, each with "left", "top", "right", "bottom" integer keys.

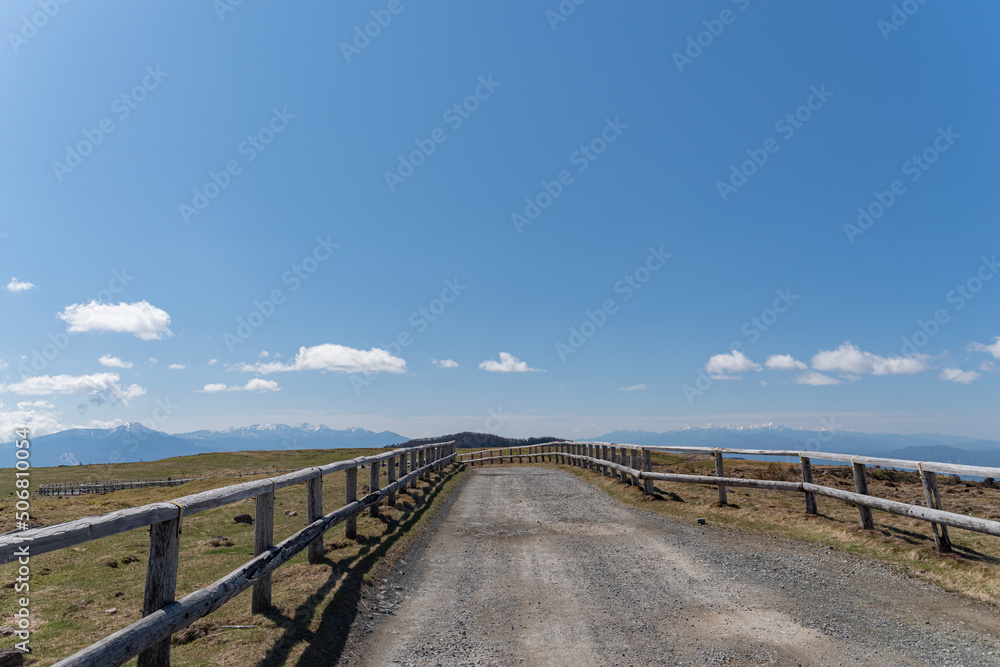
[{"left": 0, "top": 449, "right": 466, "bottom": 666}]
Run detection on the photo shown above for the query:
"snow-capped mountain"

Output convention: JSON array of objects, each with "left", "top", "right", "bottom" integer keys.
[{"left": 0, "top": 423, "right": 409, "bottom": 467}]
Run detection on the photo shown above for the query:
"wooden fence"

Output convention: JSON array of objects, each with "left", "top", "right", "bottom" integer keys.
[
  {"left": 0, "top": 441, "right": 457, "bottom": 667},
  {"left": 37, "top": 469, "right": 301, "bottom": 496},
  {"left": 459, "top": 440, "right": 1000, "bottom": 555}
]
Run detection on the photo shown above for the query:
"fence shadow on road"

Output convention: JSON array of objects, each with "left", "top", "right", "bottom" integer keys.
[{"left": 256, "top": 463, "right": 465, "bottom": 667}]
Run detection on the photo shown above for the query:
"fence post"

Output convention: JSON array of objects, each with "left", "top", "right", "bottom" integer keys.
[
  {"left": 306, "top": 474, "right": 323, "bottom": 564},
  {"left": 852, "top": 460, "right": 875, "bottom": 530},
  {"left": 799, "top": 455, "right": 817, "bottom": 515},
  {"left": 137, "top": 515, "right": 181, "bottom": 667},
  {"left": 920, "top": 466, "right": 952, "bottom": 553},
  {"left": 629, "top": 448, "right": 639, "bottom": 486},
  {"left": 642, "top": 448, "right": 653, "bottom": 495},
  {"left": 419, "top": 448, "right": 426, "bottom": 480},
  {"left": 345, "top": 464, "right": 358, "bottom": 539},
  {"left": 618, "top": 447, "right": 628, "bottom": 483},
  {"left": 398, "top": 451, "right": 407, "bottom": 488},
  {"left": 252, "top": 487, "right": 274, "bottom": 612},
  {"left": 410, "top": 450, "right": 418, "bottom": 488},
  {"left": 714, "top": 450, "right": 727, "bottom": 505},
  {"left": 368, "top": 460, "right": 380, "bottom": 518},
  {"left": 387, "top": 454, "right": 397, "bottom": 507}
]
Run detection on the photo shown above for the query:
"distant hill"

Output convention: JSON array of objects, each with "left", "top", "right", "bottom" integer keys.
[
  {"left": 593, "top": 424, "right": 1000, "bottom": 468},
  {"left": 399, "top": 432, "right": 564, "bottom": 450},
  {"left": 1, "top": 423, "right": 409, "bottom": 467},
  {"left": 176, "top": 423, "right": 408, "bottom": 452}
]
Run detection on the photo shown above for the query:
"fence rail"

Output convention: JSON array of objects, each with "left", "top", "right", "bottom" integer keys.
[
  {"left": 0, "top": 440, "right": 457, "bottom": 667},
  {"left": 458, "top": 440, "right": 1000, "bottom": 555},
  {"left": 37, "top": 469, "right": 305, "bottom": 496}
]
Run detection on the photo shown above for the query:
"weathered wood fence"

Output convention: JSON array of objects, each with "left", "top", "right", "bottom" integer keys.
[
  {"left": 38, "top": 469, "right": 301, "bottom": 496},
  {"left": 0, "top": 441, "right": 456, "bottom": 667},
  {"left": 459, "top": 441, "right": 1000, "bottom": 555}
]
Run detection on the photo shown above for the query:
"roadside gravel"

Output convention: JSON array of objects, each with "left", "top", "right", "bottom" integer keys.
[{"left": 340, "top": 466, "right": 1000, "bottom": 666}]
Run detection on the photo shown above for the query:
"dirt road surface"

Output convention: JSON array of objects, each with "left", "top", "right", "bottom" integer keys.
[{"left": 341, "top": 467, "right": 1000, "bottom": 666}]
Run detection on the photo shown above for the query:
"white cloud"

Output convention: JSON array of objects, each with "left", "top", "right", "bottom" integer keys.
[
  {"left": 207, "top": 358, "right": 218, "bottom": 366},
  {"left": 0, "top": 372, "right": 146, "bottom": 406},
  {"left": 940, "top": 368, "right": 981, "bottom": 384},
  {"left": 0, "top": 399, "right": 65, "bottom": 437},
  {"left": 432, "top": 358, "right": 459, "bottom": 368},
  {"left": 201, "top": 378, "right": 281, "bottom": 393},
  {"left": 811, "top": 342, "right": 926, "bottom": 376},
  {"left": 968, "top": 336, "right": 1000, "bottom": 360},
  {"left": 704, "top": 350, "right": 761, "bottom": 379},
  {"left": 619, "top": 383, "right": 647, "bottom": 391},
  {"left": 235, "top": 343, "right": 406, "bottom": 375},
  {"left": 168, "top": 363, "right": 186, "bottom": 370},
  {"left": 479, "top": 352, "right": 541, "bottom": 373},
  {"left": 244, "top": 378, "right": 280, "bottom": 392},
  {"left": 979, "top": 360, "right": 997, "bottom": 373},
  {"left": 258, "top": 350, "right": 270, "bottom": 358},
  {"left": 147, "top": 357, "right": 159, "bottom": 366},
  {"left": 98, "top": 354, "right": 133, "bottom": 369},
  {"left": 765, "top": 354, "right": 807, "bottom": 371},
  {"left": 58, "top": 300, "right": 173, "bottom": 340},
  {"left": 5, "top": 278, "right": 36, "bottom": 293},
  {"left": 795, "top": 371, "right": 841, "bottom": 386}
]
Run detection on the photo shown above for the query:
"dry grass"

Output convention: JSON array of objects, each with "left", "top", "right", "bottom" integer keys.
[
  {"left": 0, "top": 450, "right": 466, "bottom": 666},
  {"left": 545, "top": 452, "right": 1000, "bottom": 605}
]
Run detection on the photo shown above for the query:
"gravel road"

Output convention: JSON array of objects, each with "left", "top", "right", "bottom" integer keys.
[{"left": 341, "top": 466, "right": 1000, "bottom": 666}]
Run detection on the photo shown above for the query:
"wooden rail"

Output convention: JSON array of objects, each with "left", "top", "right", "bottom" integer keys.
[
  {"left": 459, "top": 440, "right": 1000, "bottom": 555},
  {"left": 0, "top": 441, "right": 457, "bottom": 667},
  {"left": 37, "top": 469, "right": 303, "bottom": 496}
]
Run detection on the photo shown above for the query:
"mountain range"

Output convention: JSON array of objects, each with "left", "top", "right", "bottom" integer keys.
[
  {"left": 4, "top": 422, "right": 999, "bottom": 470},
  {"left": 593, "top": 424, "right": 1000, "bottom": 468},
  {"left": 1, "top": 423, "right": 408, "bottom": 468}
]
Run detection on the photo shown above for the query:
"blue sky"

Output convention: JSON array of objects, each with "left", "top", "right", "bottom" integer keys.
[{"left": 1, "top": 1, "right": 998, "bottom": 441}]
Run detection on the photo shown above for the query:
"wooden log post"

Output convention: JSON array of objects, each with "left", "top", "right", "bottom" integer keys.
[
  {"left": 629, "top": 448, "right": 639, "bottom": 486},
  {"left": 252, "top": 487, "right": 274, "bottom": 612},
  {"left": 642, "top": 448, "right": 653, "bottom": 495},
  {"left": 399, "top": 452, "right": 407, "bottom": 488},
  {"left": 345, "top": 464, "right": 358, "bottom": 539},
  {"left": 418, "top": 448, "right": 426, "bottom": 481},
  {"left": 600, "top": 445, "right": 607, "bottom": 476},
  {"left": 714, "top": 450, "right": 728, "bottom": 505},
  {"left": 306, "top": 474, "right": 323, "bottom": 564},
  {"left": 589, "top": 445, "right": 596, "bottom": 471},
  {"left": 852, "top": 460, "right": 875, "bottom": 530},
  {"left": 386, "top": 454, "right": 397, "bottom": 507},
  {"left": 410, "top": 450, "right": 418, "bottom": 487},
  {"left": 618, "top": 448, "right": 628, "bottom": 483},
  {"left": 920, "top": 466, "right": 952, "bottom": 553},
  {"left": 369, "top": 461, "right": 380, "bottom": 518},
  {"left": 799, "top": 456, "right": 817, "bottom": 515},
  {"left": 137, "top": 516, "right": 181, "bottom": 667}
]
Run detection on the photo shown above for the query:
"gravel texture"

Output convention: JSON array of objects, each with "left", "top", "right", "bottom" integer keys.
[{"left": 340, "top": 466, "right": 1000, "bottom": 666}]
